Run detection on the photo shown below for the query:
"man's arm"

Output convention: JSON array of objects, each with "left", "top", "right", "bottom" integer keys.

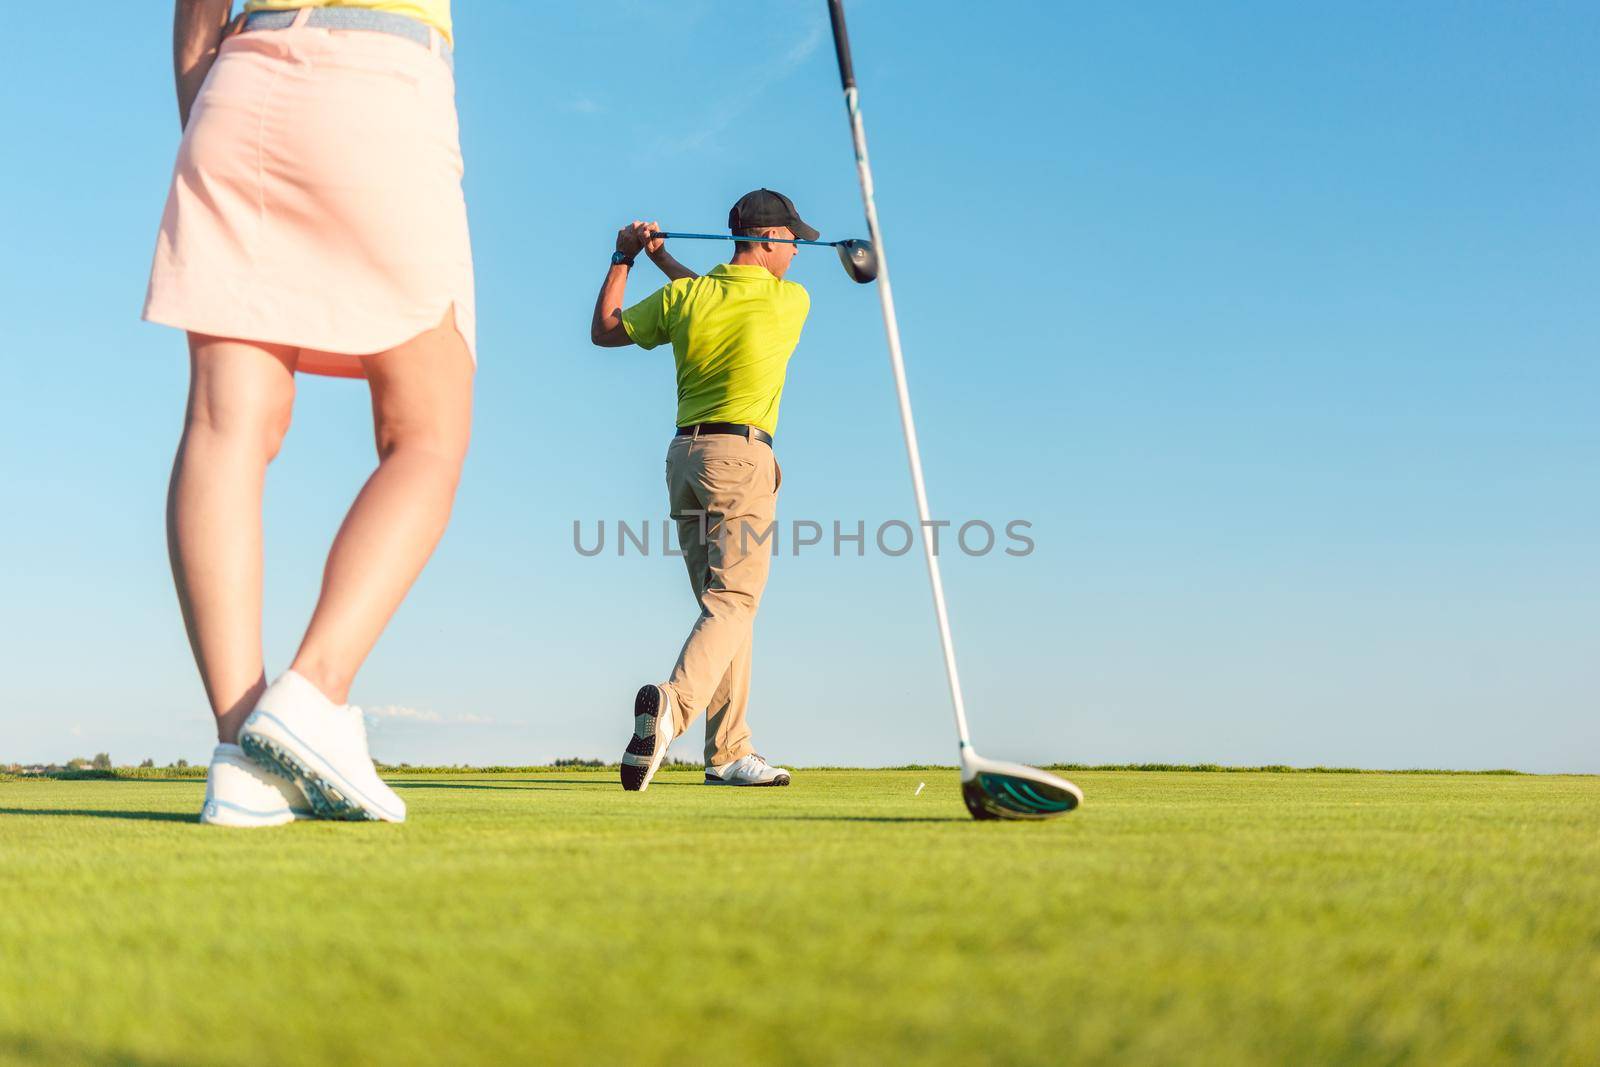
[
  {"left": 173, "top": 0, "right": 234, "bottom": 130},
  {"left": 591, "top": 221, "right": 651, "bottom": 347},
  {"left": 644, "top": 224, "right": 698, "bottom": 282}
]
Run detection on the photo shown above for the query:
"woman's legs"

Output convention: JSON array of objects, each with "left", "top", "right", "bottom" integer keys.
[
  {"left": 168, "top": 336, "right": 299, "bottom": 743},
  {"left": 290, "top": 310, "right": 474, "bottom": 704}
]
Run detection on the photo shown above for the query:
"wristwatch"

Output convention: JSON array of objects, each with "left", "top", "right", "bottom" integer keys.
[{"left": 611, "top": 250, "right": 636, "bottom": 268}]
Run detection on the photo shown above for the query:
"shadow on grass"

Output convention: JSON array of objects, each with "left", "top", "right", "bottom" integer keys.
[
  {"left": 0, "top": 1034, "right": 188, "bottom": 1067},
  {"left": 388, "top": 778, "right": 699, "bottom": 790},
  {"left": 724, "top": 815, "right": 969, "bottom": 824},
  {"left": 388, "top": 781, "right": 574, "bottom": 793},
  {"left": 0, "top": 807, "right": 193, "bottom": 823}
]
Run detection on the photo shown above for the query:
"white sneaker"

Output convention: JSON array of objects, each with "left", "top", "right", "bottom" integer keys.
[
  {"left": 705, "top": 754, "right": 791, "bottom": 787},
  {"left": 238, "top": 670, "right": 407, "bottom": 823},
  {"left": 621, "top": 684, "right": 677, "bottom": 791},
  {"left": 199, "top": 743, "right": 313, "bottom": 827}
]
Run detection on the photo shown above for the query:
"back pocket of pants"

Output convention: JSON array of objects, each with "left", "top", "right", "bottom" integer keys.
[{"left": 698, "top": 457, "right": 757, "bottom": 491}]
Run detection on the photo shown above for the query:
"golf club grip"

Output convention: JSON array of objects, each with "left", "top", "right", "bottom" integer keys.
[{"left": 827, "top": 0, "right": 856, "bottom": 90}]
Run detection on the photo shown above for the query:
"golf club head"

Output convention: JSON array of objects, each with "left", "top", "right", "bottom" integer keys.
[
  {"left": 835, "top": 239, "right": 878, "bottom": 284},
  {"left": 959, "top": 748, "right": 1082, "bottom": 821}
]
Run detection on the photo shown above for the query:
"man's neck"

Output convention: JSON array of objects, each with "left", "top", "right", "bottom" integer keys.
[{"left": 728, "top": 253, "right": 774, "bottom": 276}]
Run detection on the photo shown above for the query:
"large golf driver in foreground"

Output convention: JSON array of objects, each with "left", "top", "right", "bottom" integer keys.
[{"left": 826, "top": 1, "right": 1082, "bottom": 820}]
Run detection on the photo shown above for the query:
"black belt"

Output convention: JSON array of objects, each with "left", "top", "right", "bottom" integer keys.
[{"left": 676, "top": 422, "right": 774, "bottom": 447}]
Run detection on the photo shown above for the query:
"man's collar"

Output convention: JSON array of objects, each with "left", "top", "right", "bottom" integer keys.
[{"left": 712, "top": 263, "right": 777, "bottom": 280}]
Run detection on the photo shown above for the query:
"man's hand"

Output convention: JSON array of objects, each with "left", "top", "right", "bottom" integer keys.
[
  {"left": 644, "top": 221, "right": 665, "bottom": 256},
  {"left": 616, "top": 220, "right": 651, "bottom": 258}
]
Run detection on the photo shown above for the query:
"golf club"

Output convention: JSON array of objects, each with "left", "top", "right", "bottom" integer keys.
[
  {"left": 826, "top": 0, "right": 1082, "bottom": 820},
  {"left": 646, "top": 230, "right": 879, "bottom": 284}
]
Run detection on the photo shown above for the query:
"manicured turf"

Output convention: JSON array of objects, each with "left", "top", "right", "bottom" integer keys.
[{"left": 2, "top": 769, "right": 1596, "bottom": 1065}]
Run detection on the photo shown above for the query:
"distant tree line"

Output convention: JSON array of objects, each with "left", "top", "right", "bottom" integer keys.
[{"left": 4, "top": 754, "right": 197, "bottom": 778}]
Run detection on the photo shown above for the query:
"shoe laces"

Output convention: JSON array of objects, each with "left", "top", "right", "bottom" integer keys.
[{"left": 741, "top": 754, "right": 771, "bottom": 772}]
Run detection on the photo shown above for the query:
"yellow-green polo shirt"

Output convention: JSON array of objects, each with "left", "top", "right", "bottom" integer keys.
[{"left": 621, "top": 263, "right": 810, "bottom": 436}]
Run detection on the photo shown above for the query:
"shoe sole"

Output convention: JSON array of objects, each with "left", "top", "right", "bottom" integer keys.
[
  {"left": 703, "top": 774, "right": 791, "bottom": 787},
  {"left": 239, "top": 713, "right": 402, "bottom": 822},
  {"left": 621, "top": 685, "right": 674, "bottom": 792}
]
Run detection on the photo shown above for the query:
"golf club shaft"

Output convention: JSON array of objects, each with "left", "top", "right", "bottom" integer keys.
[
  {"left": 648, "top": 231, "right": 840, "bottom": 248},
  {"left": 827, "top": 0, "right": 973, "bottom": 751}
]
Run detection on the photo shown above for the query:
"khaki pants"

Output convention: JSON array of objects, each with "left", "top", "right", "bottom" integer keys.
[{"left": 661, "top": 431, "right": 780, "bottom": 765}]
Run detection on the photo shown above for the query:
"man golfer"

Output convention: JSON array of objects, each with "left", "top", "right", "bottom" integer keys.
[{"left": 590, "top": 189, "right": 816, "bottom": 791}]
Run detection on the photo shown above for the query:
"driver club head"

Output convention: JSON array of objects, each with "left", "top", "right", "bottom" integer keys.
[
  {"left": 835, "top": 239, "right": 878, "bottom": 284},
  {"left": 959, "top": 748, "right": 1083, "bottom": 821}
]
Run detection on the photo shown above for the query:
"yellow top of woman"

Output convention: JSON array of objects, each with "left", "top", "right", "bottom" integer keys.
[{"left": 243, "top": 1, "right": 452, "bottom": 44}]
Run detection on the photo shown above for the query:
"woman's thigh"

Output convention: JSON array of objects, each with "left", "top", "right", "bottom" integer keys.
[
  {"left": 359, "top": 308, "right": 474, "bottom": 460},
  {"left": 184, "top": 335, "right": 299, "bottom": 453}
]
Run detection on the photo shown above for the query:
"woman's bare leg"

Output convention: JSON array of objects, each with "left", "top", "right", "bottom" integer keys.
[
  {"left": 168, "top": 336, "right": 299, "bottom": 743},
  {"left": 290, "top": 310, "right": 474, "bottom": 704}
]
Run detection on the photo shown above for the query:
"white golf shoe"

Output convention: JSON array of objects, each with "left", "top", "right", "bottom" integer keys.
[
  {"left": 704, "top": 753, "right": 791, "bottom": 787},
  {"left": 621, "top": 684, "right": 677, "bottom": 791},
  {"left": 238, "top": 670, "right": 407, "bottom": 823},
  {"left": 199, "top": 743, "right": 313, "bottom": 827}
]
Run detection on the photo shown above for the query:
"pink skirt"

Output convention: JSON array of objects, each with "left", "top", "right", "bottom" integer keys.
[{"left": 143, "top": 16, "right": 476, "bottom": 379}]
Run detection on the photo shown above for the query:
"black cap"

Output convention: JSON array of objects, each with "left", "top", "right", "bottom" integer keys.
[{"left": 728, "top": 189, "right": 820, "bottom": 242}]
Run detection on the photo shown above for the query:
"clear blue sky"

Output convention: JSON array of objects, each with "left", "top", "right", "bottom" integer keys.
[{"left": 2, "top": 1, "right": 1595, "bottom": 771}]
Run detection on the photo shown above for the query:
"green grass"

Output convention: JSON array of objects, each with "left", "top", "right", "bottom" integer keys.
[{"left": 2, "top": 770, "right": 1596, "bottom": 1066}]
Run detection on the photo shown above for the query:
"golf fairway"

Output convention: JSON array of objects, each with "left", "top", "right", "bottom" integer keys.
[{"left": 2, "top": 769, "right": 1596, "bottom": 1065}]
